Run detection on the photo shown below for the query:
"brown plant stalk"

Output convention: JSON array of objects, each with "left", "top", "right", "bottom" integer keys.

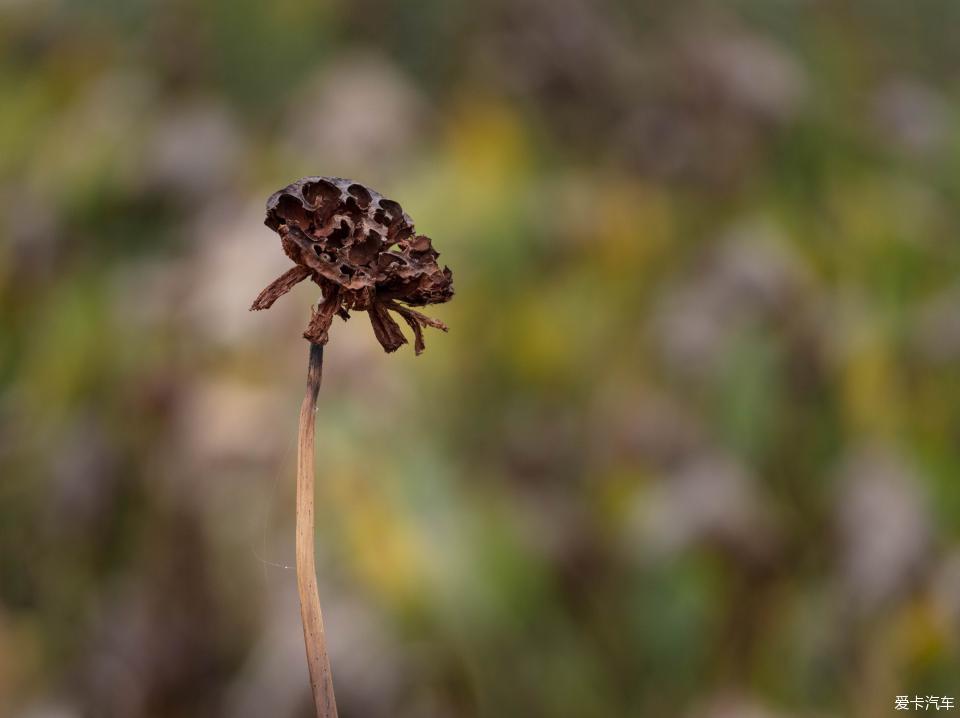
[
  {"left": 251, "top": 177, "right": 453, "bottom": 717},
  {"left": 297, "top": 342, "right": 337, "bottom": 717}
]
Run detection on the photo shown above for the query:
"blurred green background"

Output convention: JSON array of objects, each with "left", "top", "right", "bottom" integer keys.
[{"left": 2, "top": 1, "right": 960, "bottom": 716}]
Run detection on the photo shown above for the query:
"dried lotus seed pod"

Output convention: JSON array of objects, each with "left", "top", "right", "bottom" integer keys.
[{"left": 251, "top": 177, "right": 454, "bottom": 354}]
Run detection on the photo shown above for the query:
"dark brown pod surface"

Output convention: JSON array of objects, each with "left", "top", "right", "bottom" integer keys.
[{"left": 251, "top": 177, "right": 453, "bottom": 353}]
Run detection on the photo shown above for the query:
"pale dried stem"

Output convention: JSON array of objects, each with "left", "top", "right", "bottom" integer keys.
[{"left": 297, "top": 343, "right": 338, "bottom": 718}]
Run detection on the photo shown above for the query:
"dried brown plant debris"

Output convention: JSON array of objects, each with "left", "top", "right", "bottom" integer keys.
[{"left": 251, "top": 176, "right": 454, "bottom": 353}]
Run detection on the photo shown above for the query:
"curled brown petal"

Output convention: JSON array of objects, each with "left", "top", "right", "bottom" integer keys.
[
  {"left": 303, "top": 286, "right": 342, "bottom": 345},
  {"left": 382, "top": 300, "right": 448, "bottom": 332},
  {"left": 251, "top": 266, "right": 312, "bottom": 311},
  {"left": 383, "top": 300, "right": 449, "bottom": 355},
  {"left": 367, "top": 302, "right": 407, "bottom": 353},
  {"left": 396, "top": 311, "right": 426, "bottom": 355}
]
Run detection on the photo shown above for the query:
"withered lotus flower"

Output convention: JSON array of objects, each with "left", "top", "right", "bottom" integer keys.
[
  {"left": 251, "top": 176, "right": 454, "bottom": 353},
  {"left": 251, "top": 178, "right": 455, "bottom": 716}
]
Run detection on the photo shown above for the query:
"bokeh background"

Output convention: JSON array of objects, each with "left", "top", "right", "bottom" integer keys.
[{"left": 2, "top": 1, "right": 960, "bottom": 716}]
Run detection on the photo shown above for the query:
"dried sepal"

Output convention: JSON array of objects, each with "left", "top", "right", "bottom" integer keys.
[{"left": 252, "top": 176, "right": 453, "bottom": 352}]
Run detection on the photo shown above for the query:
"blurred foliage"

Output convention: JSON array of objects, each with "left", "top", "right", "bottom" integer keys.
[{"left": 2, "top": 1, "right": 960, "bottom": 717}]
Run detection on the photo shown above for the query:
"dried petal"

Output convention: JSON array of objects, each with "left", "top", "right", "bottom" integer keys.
[
  {"left": 367, "top": 302, "right": 407, "bottom": 353},
  {"left": 250, "top": 266, "right": 311, "bottom": 311},
  {"left": 397, "top": 310, "right": 426, "bottom": 355},
  {"left": 384, "top": 301, "right": 449, "bottom": 332},
  {"left": 303, "top": 286, "right": 343, "bottom": 345}
]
